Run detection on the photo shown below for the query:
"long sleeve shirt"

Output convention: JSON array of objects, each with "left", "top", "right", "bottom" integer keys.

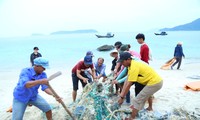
[
  {"left": 116, "top": 67, "right": 128, "bottom": 83},
  {"left": 174, "top": 45, "right": 185, "bottom": 57},
  {"left": 13, "top": 67, "right": 48, "bottom": 103}
]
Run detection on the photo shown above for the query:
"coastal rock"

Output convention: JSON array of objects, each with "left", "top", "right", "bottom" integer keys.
[{"left": 97, "top": 45, "right": 114, "bottom": 51}]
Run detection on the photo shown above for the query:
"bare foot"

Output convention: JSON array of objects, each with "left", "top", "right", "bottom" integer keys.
[
  {"left": 146, "top": 107, "right": 153, "bottom": 111},
  {"left": 130, "top": 105, "right": 134, "bottom": 110},
  {"left": 124, "top": 117, "right": 129, "bottom": 120},
  {"left": 28, "top": 104, "right": 33, "bottom": 107}
]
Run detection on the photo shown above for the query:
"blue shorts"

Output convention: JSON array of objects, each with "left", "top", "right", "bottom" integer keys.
[{"left": 12, "top": 94, "right": 51, "bottom": 120}]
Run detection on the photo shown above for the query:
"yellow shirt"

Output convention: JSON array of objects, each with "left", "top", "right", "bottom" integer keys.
[{"left": 128, "top": 60, "right": 162, "bottom": 85}]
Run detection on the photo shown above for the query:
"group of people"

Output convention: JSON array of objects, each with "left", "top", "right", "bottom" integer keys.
[
  {"left": 112, "top": 34, "right": 163, "bottom": 119},
  {"left": 12, "top": 33, "right": 185, "bottom": 120},
  {"left": 70, "top": 33, "right": 163, "bottom": 119}
]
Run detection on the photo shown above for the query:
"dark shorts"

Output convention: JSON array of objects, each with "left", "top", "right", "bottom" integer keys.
[
  {"left": 135, "top": 82, "right": 145, "bottom": 96},
  {"left": 72, "top": 73, "right": 88, "bottom": 91}
]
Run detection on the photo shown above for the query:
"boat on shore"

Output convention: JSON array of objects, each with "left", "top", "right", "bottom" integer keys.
[
  {"left": 95, "top": 32, "right": 114, "bottom": 38},
  {"left": 154, "top": 31, "right": 167, "bottom": 35}
]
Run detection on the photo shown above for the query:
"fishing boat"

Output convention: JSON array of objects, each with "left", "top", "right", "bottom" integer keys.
[
  {"left": 154, "top": 31, "right": 167, "bottom": 35},
  {"left": 95, "top": 32, "right": 114, "bottom": 38}
]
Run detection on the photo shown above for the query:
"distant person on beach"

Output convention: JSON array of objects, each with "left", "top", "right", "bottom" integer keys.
[
  {"left": 30, "top": 47, "right": 42, "bottom": 66},
  {"left": 94, "top": 57, "right": 107, "bottom": 82},
  {"left": 171, "top": 42, "right": 185, "bottom": 70},
  {"left": 71, "top": 55, "right": 97, "bottom": 102},
  {"left": 136, "top": 33, "right": 153, "bottom": 111},
  {"left": 117, "top": 52, "right": 163, "bottom": 119},
  {"left": 12, "top": 57, "right": 61, "bottom": 120}
]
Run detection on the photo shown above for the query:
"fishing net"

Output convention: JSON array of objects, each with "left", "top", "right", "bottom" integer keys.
[
  {"left": 68, "top": 73, "right": 132, "bottom": 120},
  {"left": 50, "top": 73, "right": 200, "bottom": 120}
]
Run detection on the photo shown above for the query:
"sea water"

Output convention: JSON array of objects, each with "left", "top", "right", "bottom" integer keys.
[
  {"left": 0, "top": 31, "right": 200, "bottom": 119},
  {"left": 0, "top": 31, "right": 199, "bottom": 72}
]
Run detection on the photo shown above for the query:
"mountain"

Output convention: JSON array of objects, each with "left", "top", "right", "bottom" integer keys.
[
  {"left": 160, "top": 18, "right": 200, "bottom": 31},
  {"left": 50, "top": 29, "right": 98, "bottom": 35}
]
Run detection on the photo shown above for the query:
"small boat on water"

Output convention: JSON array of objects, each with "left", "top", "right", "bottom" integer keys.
[
  {"left": 154, "top": 31, "right": 167, "bottom": 35},
  {"left": 95, "top": 32, "right": 114, "bottom": 38}
]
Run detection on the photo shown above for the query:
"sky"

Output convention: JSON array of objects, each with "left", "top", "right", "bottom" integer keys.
[{"left": 0, "top": 0, "right": 200, "bottom": 37}]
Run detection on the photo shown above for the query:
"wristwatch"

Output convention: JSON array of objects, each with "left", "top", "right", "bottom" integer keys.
[{"left": 120, "top": 96, "right": 124, "bottom": 99}]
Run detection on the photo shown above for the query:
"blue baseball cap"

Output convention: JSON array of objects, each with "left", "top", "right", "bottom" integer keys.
[
  {"left": 86, "top": 51, "right": 94, "bottom": 57},
  {"left": 84, "top": 55, "right": 93, "bottom": 65},
  {"left": 34, "top": 57, "right": 49, "bottom": 69}
]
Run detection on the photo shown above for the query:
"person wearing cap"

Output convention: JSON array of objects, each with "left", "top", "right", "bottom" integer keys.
[
  {"left": 113, "top": 41, "right": 123, "bottom": 74},
  {"left": 12, "top": 57, "right": 61, "bottom": 120},
  {"left": 117, "top": 52, "right": 163, "bottom": 119},
  {"left": 86, "top": 51, "right": 94, "bottom": 57},
  {"left": 84, "top": 51, "right": 94, "bottom": 83},
  {"left": 110, "top": 50, "right": 119, "bottom": 72},
  {"left": 94, "top": 57, "right": 107, "bottom": 82},
  {"left": 110, "top": 50, "right": 120, "bottom": 95},
  {"left": 111, "top": 44, "right": 131, "bottom": 105},
  {"left": 30, "top": 47, "right": 42, "bottom": 66},
  {"left": 171, "top": 42, "right": 185, "bottom": 70},
  {"left": 113, "top": 44, "right": 140, "bottom": 93},
  {"left": 119, "top": 44, "right": 141, "bottom": 59},
  {"left": 71, "top": 55, "right": 97, "bottom": 102},
  {"left": 113, "top": 42, "right": 141, "bottom": 75}
]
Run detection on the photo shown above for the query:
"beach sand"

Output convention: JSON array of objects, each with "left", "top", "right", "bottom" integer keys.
[{"left": 1, "top": 61, "right": 200, "bottom": 119}]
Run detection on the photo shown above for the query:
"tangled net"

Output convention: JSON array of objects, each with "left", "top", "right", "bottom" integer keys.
[
  {"left": 68, "top": 73, "right": 132, "bottom": 120},
  {"left": 60, "top": 74, "right": 200, "bottom": 120}
]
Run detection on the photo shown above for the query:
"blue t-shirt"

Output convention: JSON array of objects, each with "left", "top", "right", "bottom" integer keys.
[
  {"left": 13, "top": 67, "right": 48, "bottom": 103},
  {"left": 94, "top": 62, "right": 106, "bottom": 75}
]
